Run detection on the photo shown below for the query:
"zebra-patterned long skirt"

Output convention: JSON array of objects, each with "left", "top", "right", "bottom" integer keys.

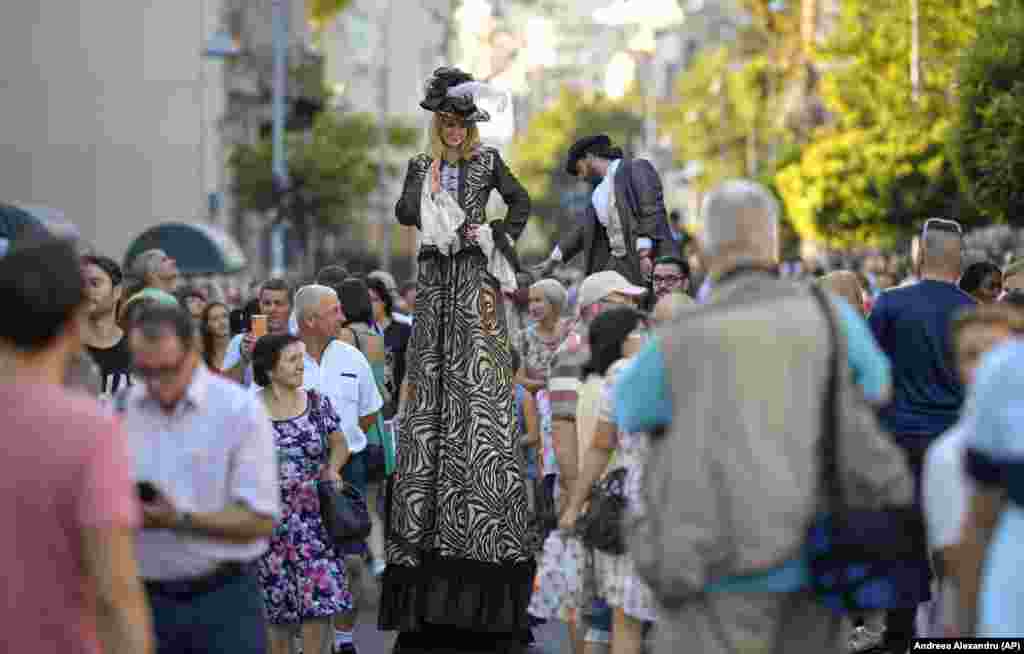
[{"left": 379, "top": 246, "right": 536, "bottom": 641}]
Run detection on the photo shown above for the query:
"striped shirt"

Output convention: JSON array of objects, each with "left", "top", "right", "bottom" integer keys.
[{"left": 548, "top": 326, "right": 588, "bottom": 420}]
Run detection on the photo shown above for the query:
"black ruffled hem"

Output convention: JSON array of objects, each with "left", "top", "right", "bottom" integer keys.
[
  {"left": 378, "top": 551, "right": 536, "bottom": 636},
  {"left": 392, "top": 626, "right": 529, "bottom": 654}
]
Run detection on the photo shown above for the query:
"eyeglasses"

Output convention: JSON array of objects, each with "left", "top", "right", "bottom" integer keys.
[
  {"left": 653, "top": 274, "right": 685, "bottom": 286},
  {"left": 922, "top": 218, "right": 963, "bottom": 239},
  {"left": 599, "top": 295, "right": 636, "bottom": 308}
]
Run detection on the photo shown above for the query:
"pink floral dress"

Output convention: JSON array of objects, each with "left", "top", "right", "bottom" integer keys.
[{"left": 257, "top": 392, "right": 353, "bottom": 624}]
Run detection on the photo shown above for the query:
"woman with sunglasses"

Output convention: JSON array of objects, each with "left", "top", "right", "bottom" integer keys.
[{"left": 385, "top": 66, "right": 533, "bottom": 653}]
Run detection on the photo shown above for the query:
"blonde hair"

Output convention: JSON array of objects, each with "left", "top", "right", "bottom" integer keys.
[
  {"left": 951, "top": 304, "right": 1024, "bottom": 343},
  {"left": 817, "top": 271, "right": 865, "bottom": 316},
  {"left": 429, "top": 113, "right": 482, "bottom": 163}
]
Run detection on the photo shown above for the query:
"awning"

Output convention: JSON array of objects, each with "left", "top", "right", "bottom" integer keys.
[
  {"left": 124, "top": 222, "right": 247, "bottom": 276},
  {"left": 0, "top": 203, "right": 48, "bottom": 241},
  {"left": 0, "top": 204, "right": 50, "bottom": 257}
]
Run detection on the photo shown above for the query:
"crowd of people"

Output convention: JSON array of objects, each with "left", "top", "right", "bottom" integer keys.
[{"left": 8, "top": 64, "right": 1024, "bottom": 654}]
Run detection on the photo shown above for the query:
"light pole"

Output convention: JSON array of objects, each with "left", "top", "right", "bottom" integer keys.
[
  {"left": 272, "top": 0, "right": 289, "bottom": 189},
  {"left": 204, "top": 1, "right": 288, "bottom": 276},
  {"left": 377, "top": 0, "right": 395, "bottom": 273},
  {"left": 270, "top": 0, "right": 290, "bottom": 276}
]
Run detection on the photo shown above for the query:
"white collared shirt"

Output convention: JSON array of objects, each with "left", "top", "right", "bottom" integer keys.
[
  {"left": 119, "top": 365, "right": 280, "bottom": 581},
  {"left": 592, "top": 159, "right": 622, "bottom": 227},
  {"left": 302, "top": 339, "right": 383, "bottom": 454}
]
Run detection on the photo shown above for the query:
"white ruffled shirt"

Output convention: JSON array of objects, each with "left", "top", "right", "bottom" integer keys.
[{"left": 550, "top": 159, "right": 653, "bottom": 261}]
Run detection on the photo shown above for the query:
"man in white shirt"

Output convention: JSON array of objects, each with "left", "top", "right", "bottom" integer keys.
[
  {"left": 117, "top": 303, "right": 279, "bottom": 654},
  {"left": 293, "top": 284, "right": 383, "bottom": 654},
  {"left": 923, "top": 304, "right": 1020, "bottom": 636},
  {"left": 224, "top": 278, "right": 292, "bottom": 385}
]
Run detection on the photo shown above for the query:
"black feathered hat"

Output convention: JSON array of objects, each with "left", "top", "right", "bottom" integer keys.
[
  {"left": 565, "top": 134, "right": 624, "bottom": 176},
  {"left": 420, "top": 66, "right": 491, "bottom": 123}
]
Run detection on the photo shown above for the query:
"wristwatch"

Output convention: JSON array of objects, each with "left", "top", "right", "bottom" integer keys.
[{"left": 176, "top": 511, "right": 194, "bottom": 532}]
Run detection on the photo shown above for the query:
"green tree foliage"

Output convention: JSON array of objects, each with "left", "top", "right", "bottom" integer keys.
[
  {"left": 775, "top": 0, "right": 989, "bottom": 246},
  {"left": 659, "top": 47, "right": 787, "bottom": 193},
  {"left": 510, "top": 88, "right": 643, "bottom": 236},
  {"left": 949, "top": 1, "right": 1024, "bottom": 225},
  {"left": 307, "top": 0, "right": 353, "bottom": 31},
  {"left": 229, "top": 112, "right": 418, "bottom": 253},
  {"left": 657, "top": 0, "right": 812, "bottom": 216}
]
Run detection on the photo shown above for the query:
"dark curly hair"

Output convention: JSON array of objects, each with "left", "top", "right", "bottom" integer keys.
[{"left": 252, "top": 333, "right": 301, "bottom": 388}]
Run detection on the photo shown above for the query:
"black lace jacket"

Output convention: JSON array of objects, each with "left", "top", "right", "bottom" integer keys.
[{"left": 394, "top": 146, "right": 531, "bottom": 260}]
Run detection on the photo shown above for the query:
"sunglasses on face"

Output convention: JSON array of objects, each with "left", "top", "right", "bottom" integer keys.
[{"left": 922, "top": 218, "right": 963, "bottom": 239}]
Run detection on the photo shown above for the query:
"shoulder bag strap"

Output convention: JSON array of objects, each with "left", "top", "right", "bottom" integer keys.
[
  {"left": 350, "top": 327, "right": 363, "bottom": 354},
  {"left": 807, "top": 284, "right": 844, "bottom": 511},
  {"left": 307, "top": 389, "right": 330, "bottom": 454}
]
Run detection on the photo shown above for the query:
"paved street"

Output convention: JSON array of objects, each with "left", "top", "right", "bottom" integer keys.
[{"left": 353, "top": 568, "right": 567, "bottom": 654}]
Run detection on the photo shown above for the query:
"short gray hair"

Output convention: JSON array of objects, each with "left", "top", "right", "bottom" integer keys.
[
  {"left": 294, "top": 284, "right": 337, "bottom": 322},
  {"left": 128, "top": 249, "right": 166, "bottom": 282},
  {"left": 700, "top": 180, "right": 780, "bottom": 258},
  {"left": 530, "top": 278, "right": 568, "bottom": 313}
]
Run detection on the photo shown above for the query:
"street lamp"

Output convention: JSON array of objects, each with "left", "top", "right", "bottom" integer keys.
[{"left": 204, "top": 0, "right": 289, "bottom": 275}]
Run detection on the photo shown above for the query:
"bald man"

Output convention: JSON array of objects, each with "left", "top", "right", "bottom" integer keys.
[{"left": 868, "top": 218, "right": 975, "bottom": 654}]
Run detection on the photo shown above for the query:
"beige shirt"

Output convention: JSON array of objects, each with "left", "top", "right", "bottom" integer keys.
[
  {"left": 119, "top": 365, "right": 280, "bottom": 580},
  {"left": 575, "top": 374, "right": 606, "bottom": 477}
]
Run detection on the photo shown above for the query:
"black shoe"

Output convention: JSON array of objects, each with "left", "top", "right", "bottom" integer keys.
[{"left": 334, "top": 645, "right": 358, "bottom": 654}]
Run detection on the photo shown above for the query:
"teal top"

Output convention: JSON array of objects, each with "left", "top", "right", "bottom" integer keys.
[
  {"left": 351, "top": 327, "right": 395, "bottom": 475},
  {"left": 615, "top": 295, "right": 890, "bottom": 433}
]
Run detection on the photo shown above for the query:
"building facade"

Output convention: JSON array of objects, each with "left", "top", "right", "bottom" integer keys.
[{"left": 0, "top": 0, "right": 234, "bottom": 261}]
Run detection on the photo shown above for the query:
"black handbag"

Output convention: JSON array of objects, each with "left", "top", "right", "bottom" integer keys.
[
  {"left": 317, "top": 480, "right": 372, "bottom": 547},
  {"left": 805, "top": 285, "right": 927, "bottom": 612},
  {"left": 309, "top": 390, "right": 373, "bottom": 548},
  {"left": 575, "top": 467, "right": 629, "bottom": 555}
]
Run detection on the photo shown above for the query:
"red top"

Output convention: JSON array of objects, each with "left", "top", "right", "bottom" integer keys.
[{"left": 0, "top": 383, "right": 139, "bottom": 654}]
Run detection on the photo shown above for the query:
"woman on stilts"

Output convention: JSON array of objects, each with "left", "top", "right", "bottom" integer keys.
[{"left": 379, "top": 66, "right": 534, "bottom": 654}]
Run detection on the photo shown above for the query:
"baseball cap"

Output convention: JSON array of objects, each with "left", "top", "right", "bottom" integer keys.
[{"left": 576, "top": 270, "right": 647, "bottom": 314}]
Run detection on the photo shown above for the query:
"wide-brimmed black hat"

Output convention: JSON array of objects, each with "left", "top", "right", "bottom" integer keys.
[
  {"left": 420, "top": 67, "right": 491, "bottom": 123},
  {"left": 566, "top": 134, "right": 615, "bottom": 176}
]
